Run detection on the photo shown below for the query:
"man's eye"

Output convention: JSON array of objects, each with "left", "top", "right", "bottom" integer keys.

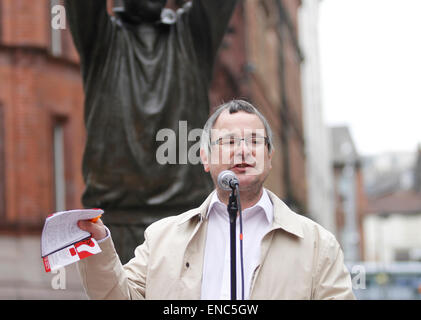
[{"left": 221, "top": 138, "right": 235, "bottom": 145}]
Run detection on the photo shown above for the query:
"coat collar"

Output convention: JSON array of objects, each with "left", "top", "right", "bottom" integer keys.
[
  {"left": 177, "top": 191, "right": 215, "bottom": 225},
  {"left": 266, "top": 190, "right": 304, "bottom": 238},
  {"left": 177, "top": 189, "right": 304, "bottom": 239},
  {"left": 205, "top": 188, "right": 273, "bottom": 224}
]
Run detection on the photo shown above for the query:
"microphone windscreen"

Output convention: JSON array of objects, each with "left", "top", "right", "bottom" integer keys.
[{"left": 217, "top": 170, "right": 238, "bottom": 191}]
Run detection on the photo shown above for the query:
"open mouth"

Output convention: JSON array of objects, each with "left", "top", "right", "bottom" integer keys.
[{"left": 232, "top": 163, "right": 254, "bottom": 169}]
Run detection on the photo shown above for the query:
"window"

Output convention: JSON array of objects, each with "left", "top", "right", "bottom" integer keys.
[
  {"left": 50, "top": 0, "right": 62, "bottom": 56},
  {"left": 0, "top": 1, "right": 3, "bottom": 43},
  {"left": 395, "top": 249, "right": 410, "bottom": 261},
  {"left": 53, "top": 120, "right": 66, "bottom": 212},
  {"left": 0, "top": 103, "right": 5, "bottom": 223}
]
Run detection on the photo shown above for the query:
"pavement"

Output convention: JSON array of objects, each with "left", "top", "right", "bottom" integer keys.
[{"left": 0, "top": 234, "right": 88, "bottom": 300}]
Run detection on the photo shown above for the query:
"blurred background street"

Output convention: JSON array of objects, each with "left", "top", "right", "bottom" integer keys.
[{"left": 0, "top": 235, "right": 86, "bottom": 299}]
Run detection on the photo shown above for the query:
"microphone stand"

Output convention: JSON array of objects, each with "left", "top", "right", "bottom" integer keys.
[
  {"left": 227, "top": 186, "right": 238, "bottom": 301},
  {"left": 236, "top": 184, "right": 244, "bottom": 300},
  {"left": 227, "top": 182, "right": 244, "bottom": 300}
]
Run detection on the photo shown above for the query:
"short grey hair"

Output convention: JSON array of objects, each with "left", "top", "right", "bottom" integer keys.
[{"left": 200, "top": 99, "right": 274, "bottom": 156}]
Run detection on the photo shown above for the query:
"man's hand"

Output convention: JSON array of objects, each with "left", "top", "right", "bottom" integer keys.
[{"left": 78, "top": 218, "right": 107, "bottom": 241}]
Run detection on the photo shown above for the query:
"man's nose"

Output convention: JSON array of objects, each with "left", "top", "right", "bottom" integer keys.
[{"left": 234, "top": 139, "right": 252, "bottom": 156}]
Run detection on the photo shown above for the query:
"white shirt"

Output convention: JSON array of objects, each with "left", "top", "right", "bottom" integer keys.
[{"left": 201, "top": 188, "right": 274, "bottom": 300}]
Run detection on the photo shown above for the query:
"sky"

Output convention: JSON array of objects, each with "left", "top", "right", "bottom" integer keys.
[{"left": 319, "top": 0, "right": 421, "bottom": 156}]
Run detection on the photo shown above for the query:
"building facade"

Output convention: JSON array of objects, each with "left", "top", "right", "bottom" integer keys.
[
  {"left": 0, "top": 0, "right": 85, "bottom": 230},
  {"left": 331, "top": 126, "right": 367, "bottom": 261},
  {"left": 363, "top": 147, "right": 421, "bottom": 262},
  {"left": 243, "top": 0, "right": 307, "bottom": 212},
  {"left": 298, "top": 0, "right": 336, "bottom": 233}
]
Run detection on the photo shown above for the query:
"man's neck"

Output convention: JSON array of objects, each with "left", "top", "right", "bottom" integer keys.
[{"left": 217, "top": 188, "right": 264, "bottom": 210}]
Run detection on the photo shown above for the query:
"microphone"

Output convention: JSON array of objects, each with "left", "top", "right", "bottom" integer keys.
[
  {"left": 218, "top": 169, "right": 245, "bottom": 300},
  {"left": 217, "top": 170, "right": 239, "bottom": 191}
]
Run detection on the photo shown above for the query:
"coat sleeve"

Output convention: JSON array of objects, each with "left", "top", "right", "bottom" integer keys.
[
  {"left": 312, "top": 236, "right": 356, "bottom": 300},
  {"left": 77, "top": 233, "right": 149, "bottom": 300}
]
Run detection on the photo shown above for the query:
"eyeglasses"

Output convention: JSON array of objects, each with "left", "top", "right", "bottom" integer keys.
[{"left": 211, "top": 136, "right": 269, "bottom": 148}]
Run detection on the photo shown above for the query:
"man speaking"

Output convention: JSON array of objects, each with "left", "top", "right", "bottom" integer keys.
[{"left": 77, "top": 100, "right": 355, "bottom": 300}]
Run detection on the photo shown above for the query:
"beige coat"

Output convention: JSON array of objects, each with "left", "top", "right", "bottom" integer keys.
[{"left": 78, "top": 190, "right": 355, "bottom": 300}]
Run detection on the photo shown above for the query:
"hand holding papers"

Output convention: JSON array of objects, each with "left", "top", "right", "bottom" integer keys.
[{"left": 41, "top": 209, "right": 104, "bottom": 272}]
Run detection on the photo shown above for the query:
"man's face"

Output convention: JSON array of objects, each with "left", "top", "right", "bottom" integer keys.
[
  {"left": 123, "top": 0, "right": 167, "bottom": 21},
  {"left": 200, "top": 110, "right": 273, "bottom": 194}
]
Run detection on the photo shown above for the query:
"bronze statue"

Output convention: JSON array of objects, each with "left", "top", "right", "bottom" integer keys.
[{"left": 65, "top": 0, "right": 238, "bottom": 262}]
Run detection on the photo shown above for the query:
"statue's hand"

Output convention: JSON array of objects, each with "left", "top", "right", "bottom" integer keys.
[{"left": 77, "top": 218, "right": 107, "bottom": 241}]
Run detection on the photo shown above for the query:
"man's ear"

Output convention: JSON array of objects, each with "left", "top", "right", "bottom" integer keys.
[
  {"left": 267, "top": 148, "right": 274, "bottom": 171},
  {"left": 200, "top": 148, "right": 210, "bottom": 172}
]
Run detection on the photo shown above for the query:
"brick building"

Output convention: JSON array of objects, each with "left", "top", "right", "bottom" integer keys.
[
  {"left": 0, "top": 0, "right": 85, "bottom": 230},
  {"left": 331, "top": 126, "right": 367, "bottom": 261},
  {"left": 0, "top": 0, "right": 307, "bottom": 231},
  {"left": 212, "top": 0, "right": 307, "bottom": 213},
  {"left": 363, "top": 146, "right": 421, "bottom": 262}
]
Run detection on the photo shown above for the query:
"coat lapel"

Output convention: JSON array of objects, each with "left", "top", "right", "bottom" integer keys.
[{"left": 176, "top": 191, "right": 215, "bottom": 299}]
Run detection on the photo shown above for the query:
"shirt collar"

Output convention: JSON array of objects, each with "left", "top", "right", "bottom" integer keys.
[
  {"left": 206, "top": 188, "right": 273, "bottom": 224},
  {"left": 178, "top": 189, "right": 304, "bottom": 239}
]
